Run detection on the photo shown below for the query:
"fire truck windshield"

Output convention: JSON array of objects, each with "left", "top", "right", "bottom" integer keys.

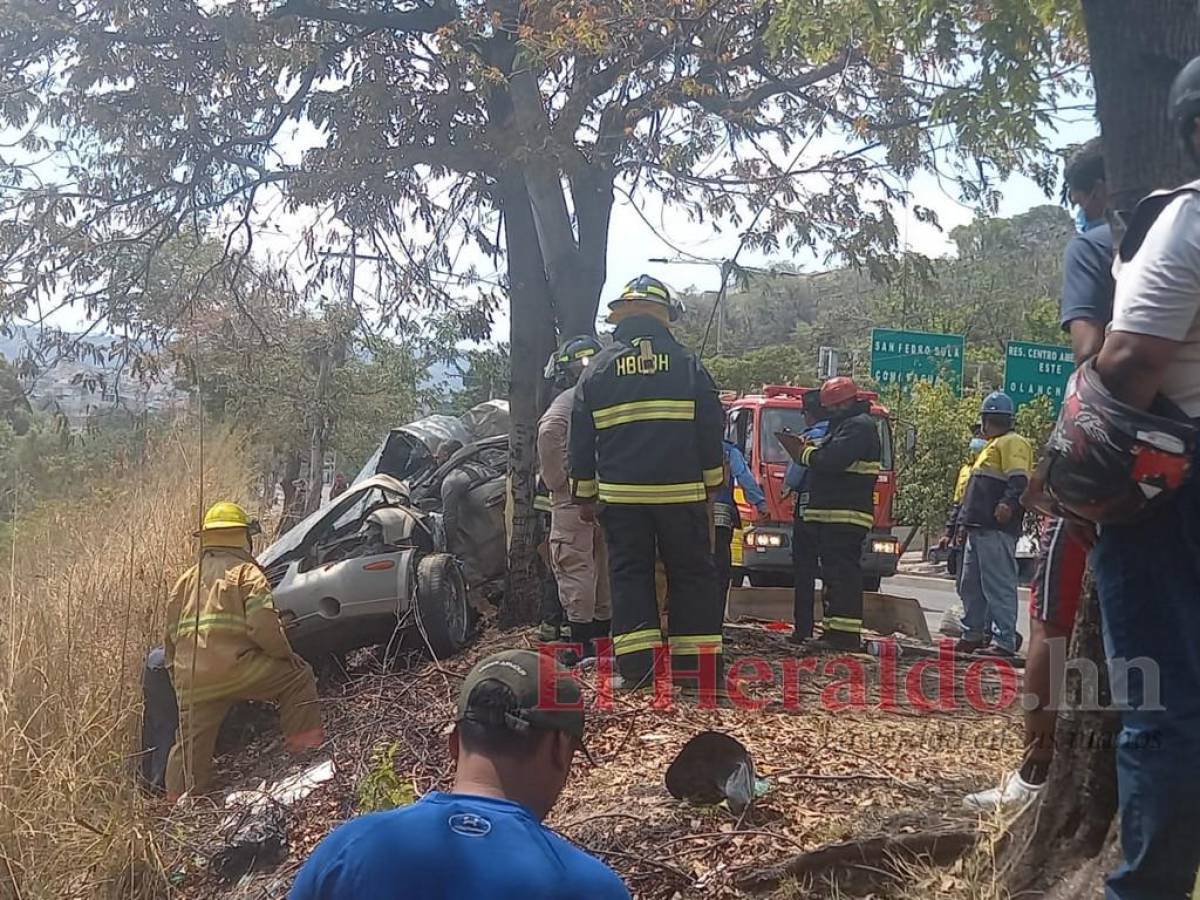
[
  {"left": 758, "top": 407, "right": 894, "bottom": 470},
  {"left": 760, "top": 408, "right": 809, "bottom": 464}
]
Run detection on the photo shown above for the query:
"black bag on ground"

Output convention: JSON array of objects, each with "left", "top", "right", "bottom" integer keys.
[{"left": 139, "top": 646, "right": 178, "bottom": 793}]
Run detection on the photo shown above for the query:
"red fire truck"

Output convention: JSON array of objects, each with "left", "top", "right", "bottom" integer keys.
[{"left": 725, "top": 384, "right": 900, "bottom": 590}]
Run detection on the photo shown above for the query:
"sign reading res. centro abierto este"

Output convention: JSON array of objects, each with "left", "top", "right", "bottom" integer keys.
[
  {"left": 869, "top": 328, "right": 965, "bottom": 392},
  {"left": 1004, "top": 340, "right": 1074, "bottom": 411}
]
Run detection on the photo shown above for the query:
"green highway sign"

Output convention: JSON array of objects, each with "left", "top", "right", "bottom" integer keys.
[
  {"left": 1004, "top": 340, "right": 1074, "bottom": 411},
  {"left": 870, "top": 328, "right": 964, "bottom": 392}
]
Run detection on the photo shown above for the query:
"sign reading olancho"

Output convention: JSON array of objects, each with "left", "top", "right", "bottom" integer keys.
[{"left": 1005, "top": 341, "right": 1073, "bottom": 411}]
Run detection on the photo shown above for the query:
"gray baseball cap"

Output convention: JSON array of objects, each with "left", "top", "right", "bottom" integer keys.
[{"left": 455, "top": 649, "right": 593, "bottom": 761}]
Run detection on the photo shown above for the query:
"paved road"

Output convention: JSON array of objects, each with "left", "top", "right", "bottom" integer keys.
[{"left": 883, "top": 573, "right": 1031, "bottom": 648}]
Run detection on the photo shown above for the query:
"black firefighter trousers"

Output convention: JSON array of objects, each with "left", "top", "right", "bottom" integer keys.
[
  {"left": 793, "top": 520, "right": 868, "bottom": 643},
  {"left": 600, "top": 502, "right": 723, "bottom": 687}
]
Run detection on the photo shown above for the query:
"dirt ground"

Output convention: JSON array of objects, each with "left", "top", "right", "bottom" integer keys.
[{"left": 166, "top": 621, "right": 1024, "bottom": 899}]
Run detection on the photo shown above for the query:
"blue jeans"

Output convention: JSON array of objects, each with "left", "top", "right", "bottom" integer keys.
[
  {"left": 958, "top": 528, "right": 1018, "bottom": 652},
  {"left": 1092, "top": 480, "right": 1200, "bottom": 900}
]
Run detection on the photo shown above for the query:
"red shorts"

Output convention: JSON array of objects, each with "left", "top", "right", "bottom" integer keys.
[{"left": 1029, "top": 517, "right": 1087, "bottom": 630}]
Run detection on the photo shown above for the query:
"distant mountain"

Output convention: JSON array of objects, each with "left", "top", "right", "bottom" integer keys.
[{"left": 0, "top": 325, "right": 186, "bottom": 427}]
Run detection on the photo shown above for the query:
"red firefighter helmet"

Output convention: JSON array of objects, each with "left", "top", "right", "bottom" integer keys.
[
  {"left": 1040, "top": 360, "right": 1196, "bottom": 524},
  {"left": 819, "top": 376, "right": 858, "bottom": 407}
]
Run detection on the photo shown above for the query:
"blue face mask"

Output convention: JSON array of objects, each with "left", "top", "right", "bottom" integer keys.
[
  {"left": 1075, "top": 207, "right": 1104, "bottom": 234},
  {"left": 969, "top": 437, "right": 987, "bottom": 454}
]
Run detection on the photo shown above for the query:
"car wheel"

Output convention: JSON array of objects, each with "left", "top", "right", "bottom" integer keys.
[
  {"left": 415, "top": 553, "right": 471, "bottom": 659},
  {"left": 863, "top": 575, "right": 882, "bottom": 592}
]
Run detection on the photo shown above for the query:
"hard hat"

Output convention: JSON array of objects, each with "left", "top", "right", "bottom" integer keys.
[
  {"left": 543, "top": 334, "right": 603, "bottom": 381},
  {"left": 199, "top": 501, "right": 259, "bottom": 535},
  {"left": 1168, "top": 55, "right": 1200, "bottom": 146},
  {"left": 607, "top": 275, "right": 682, "bottom": 321},
  {"left": 1039, "top": 360, "right": 1196, "bottom": 525},
  {"left": 980, "top": 391, "right": 1015, "bottom": 417},
  {"left": 819, "top": 376, "right": 858, "bottom": 407}
]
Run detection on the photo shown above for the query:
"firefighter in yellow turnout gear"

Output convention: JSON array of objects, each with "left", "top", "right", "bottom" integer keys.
[
  {"left": 164, "top": 502, "right": 324, "bottom": 801},
  {"left": 569, "top": 276, "right": 725, "bottom": 692}
]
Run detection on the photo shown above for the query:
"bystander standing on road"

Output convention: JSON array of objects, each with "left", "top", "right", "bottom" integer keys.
[
  {"left": 955, "top": 392, "right": 1032, "bottom": 660},
  {"left": 1052, "top": 57, "right": 1200, "bottom": 899},
  {"left": 965, "top": 139, "right": 1114, "bottom": 812}
]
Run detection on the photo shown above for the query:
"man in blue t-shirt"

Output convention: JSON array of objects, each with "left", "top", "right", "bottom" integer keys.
[{"left": 290, "top": 650, "right": 630, "bottom": 899}]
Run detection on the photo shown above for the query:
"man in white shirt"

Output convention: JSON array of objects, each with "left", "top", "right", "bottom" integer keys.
[{"left": 1085, "top": 55, "right": 1200, "bottom": 900}]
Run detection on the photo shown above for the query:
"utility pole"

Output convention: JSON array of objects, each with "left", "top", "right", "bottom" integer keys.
[
  {"left": 305, "top": 237, "right": 371, "bottom": 513},
  {"left": 647, "top": 256, "right": 801, "bottom": 357}
]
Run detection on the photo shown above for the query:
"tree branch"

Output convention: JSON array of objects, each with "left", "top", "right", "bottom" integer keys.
[{"left": 270, "top": 0, "right": 458, "bottom": 32}]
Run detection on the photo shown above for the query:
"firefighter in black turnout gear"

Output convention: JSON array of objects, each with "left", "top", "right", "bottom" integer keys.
[
  {"left": 569, "top": 275, "right": 725, "bottom": 691},
  {"left": 791, "top": 377, "right": 880, "bottom": 650}
]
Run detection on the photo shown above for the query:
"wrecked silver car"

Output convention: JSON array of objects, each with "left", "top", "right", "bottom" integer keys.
[
  {"left": 259, "top": 402, "right": 510, "bottom": 663},
  {"left": 260, "top": 475, "right": 471, "bottom": 662}
]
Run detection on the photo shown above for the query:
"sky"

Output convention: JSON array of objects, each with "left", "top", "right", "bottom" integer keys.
[
  {"left": 13, "top": 97, "right": 1097, "bottom": 348},
  {"left": 522, "top": 108, "right": 1095, "bottom": 341}
]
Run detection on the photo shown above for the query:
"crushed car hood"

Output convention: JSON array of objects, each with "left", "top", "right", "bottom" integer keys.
[{"left": 259, "top": 474, "right": 411, "bottom": 569}]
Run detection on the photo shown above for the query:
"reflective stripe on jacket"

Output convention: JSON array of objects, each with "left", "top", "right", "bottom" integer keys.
[
  {"left": 568, "top": 316, "right": 724, "bottom": 505},
  {"left": 799, "top": 404, "right": 880, "bottom": 530},
  {"left": 961, "top": 431, "right": 1032, "bottom": 535},
  {"left": 164, "top": 546, "right": 293, "bottom": 699}
]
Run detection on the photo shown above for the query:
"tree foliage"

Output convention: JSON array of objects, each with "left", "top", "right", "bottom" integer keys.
[
  {"left": 884, "top": 380, "right": 979, "bottom": 534},
  {"left": 1, "top": 0, "right": 1085, "bottom": 334},
  {"left": 0, "top": 0, "right": 1087, "bottom": 619},
  {"left": 680, "top": 204, "right": 1075, "bottom": 391},
  {"left": 704, "top": 343, "right": 816, "bottom": 394},
  {"left": 449, "top": 344, "right": 512, "bottom": 413}
]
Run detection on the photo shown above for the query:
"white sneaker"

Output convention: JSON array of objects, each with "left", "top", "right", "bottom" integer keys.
[{"left": 962, "top": 770, "right": 1043, "bottom": 813}]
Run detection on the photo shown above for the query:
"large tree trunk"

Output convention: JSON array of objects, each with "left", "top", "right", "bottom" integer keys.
[
  {"left": 1083, "top": 0, "right": 1200, "bottom": 218},
  {"left": 498, "top": 167, "right": 559, "bottom": 625},
  {"left": 1003, "top": 5, "right": 1200, "bottom": 892},
  {"left": 1003, "top": 585, "right": 1119, "bottom": 894}
]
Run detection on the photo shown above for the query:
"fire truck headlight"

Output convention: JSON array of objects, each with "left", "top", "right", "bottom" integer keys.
[{"left": 745, "top": 532, "right": 785, "bottom": 548}]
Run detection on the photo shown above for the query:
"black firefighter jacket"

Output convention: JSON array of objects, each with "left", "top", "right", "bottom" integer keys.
[
  {"left": 798, "top": 402, "right": 881, "bottom": 530},
  {"left": 569, "top": 316, "right": 724, "bottom": 505}
]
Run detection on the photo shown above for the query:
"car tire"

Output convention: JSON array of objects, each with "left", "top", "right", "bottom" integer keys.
[
  {"left": 415, "top": 553, "right": 471, "bottom": 660},
  {"left": 863, "top": 575, "right": 882, "bottom": 592}
]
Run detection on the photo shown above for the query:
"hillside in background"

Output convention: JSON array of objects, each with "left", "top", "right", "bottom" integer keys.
[{"left": 674, "top": 205, "right": 1073, "bottom": 393}]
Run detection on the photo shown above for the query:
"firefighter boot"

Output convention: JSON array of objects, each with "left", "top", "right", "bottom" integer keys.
[{"left": 560, "top": 620, "right": 596, "bottom": 668}]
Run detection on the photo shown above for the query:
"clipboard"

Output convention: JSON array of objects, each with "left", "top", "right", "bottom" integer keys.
[{"left": 775, "top": 430, "right": 810, "bottom": 465}]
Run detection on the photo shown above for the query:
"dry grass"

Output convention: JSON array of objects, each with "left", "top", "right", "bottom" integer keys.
[{"left": 0, "top": 422, "right": 255, "bottom": 899}]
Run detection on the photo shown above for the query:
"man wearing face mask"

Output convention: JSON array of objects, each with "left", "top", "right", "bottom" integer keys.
[
  {"left": 955, "top": 392, "right": 1031, "bottom": 660},
  {"left": 940, "top": 425, "right": 986, "bottom": 571},
  {"left": 964, "top": 140, "right": 1114, "bottom": 812},
  {"left": 1060, "top": 138, "right": 1114, "bottom": 362}
]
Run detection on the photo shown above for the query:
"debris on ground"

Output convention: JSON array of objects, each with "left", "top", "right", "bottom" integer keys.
[{"left": 164, "top": 620, "right": 1022, "bottom": 898}]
